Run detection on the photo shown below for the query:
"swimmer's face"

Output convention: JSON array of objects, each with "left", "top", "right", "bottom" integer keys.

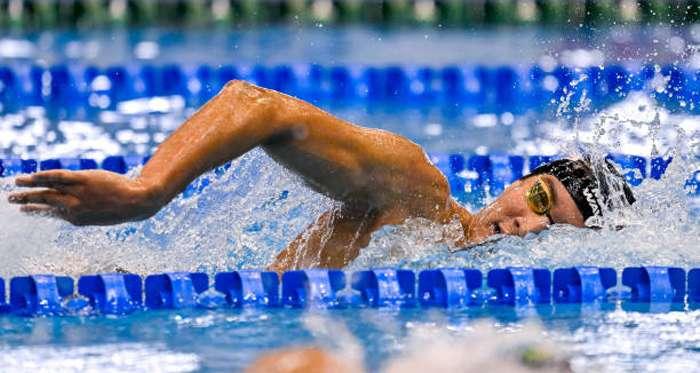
[{"left": 469, "top": 174, "right": 586, "bottom": 243}]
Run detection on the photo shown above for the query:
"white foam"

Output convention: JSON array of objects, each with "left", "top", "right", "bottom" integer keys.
[
  {"left": 0, "top": 343, "right": 199, "bottom": 373},
  {"left": 0, "top": 149, "right": 331, "bottom": 277}
]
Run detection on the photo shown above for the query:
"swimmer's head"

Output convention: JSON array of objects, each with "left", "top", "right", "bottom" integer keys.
[{"left": 466, "top": 157, "right": 636, "bottom": 245}]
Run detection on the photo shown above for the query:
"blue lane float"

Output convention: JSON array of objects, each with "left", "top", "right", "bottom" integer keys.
[
  {"left": 0, "top": 159, "right": 37, "bottom": 176},
  {"left": 101, "top": 155, "right": 150, "bottom": 174},
  {"left": 39, "top": 158, "right": 98, "bottom": 171},
  {"left": 687, "top": 170, "right": 700, "bottom": 196},
  {"left": 553, "top": 267, "right": 616, "bottom": 303},
  {"left": 0, "top": 278, "right": 6, "bottom": 312},
  {"left": 214, "top": 270, "right": 280, "bottom": 307},
  {"left": 38, "top": 159, "right": 62, "bottom": 171},
  {"left": 281, "top": 269, "right": 347, "bottom": 308},
  {"left": 10, "top": 275, "right": 74, "bottom": 316},
  {"left": 145, "top": 272, "right": 209, "bottom": 309},
  {"left": 487, "top": 267, "right": 552, "bottom": 305},
  {"left": 687, "top": 269, "right": 700, "bottom": 303},
  {"left": 489, "top": 155, "right": 525, "bottom": 196},
  {"left": 606, "top": 154, "right": 647, "bottom": 186},
  {"left": 351, "top": 268, "right": 416, "bottom": 307},
  {"left": 622, "top": 267, "right": 686, "bottom": 303},
  {"left": 1, "top": 63, "right": 700, "bottom": 114},
  {"left": 78, "top": 273, "right": 143, "bottom": 314},
  {"left": 651, "top": 156, "right": 673, "bottom": 180},
  {"left": 5, "top": 266, "right": 700, "bottom": 316},
  {"left": 528, "top": 155, "right": 557, "bottom": 171},
  {"left": 418, "top": 268, "right": 482, "bottom": 307}
]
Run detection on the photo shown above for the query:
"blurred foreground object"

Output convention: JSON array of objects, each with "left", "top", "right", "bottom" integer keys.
[
  {"left": 245, "top": 321, "right": 570, "bottom": 373},
  {"left": 383, "top": 320, "right": 571, "bottom": 373},
  {"left": 246, "top": 347, "right": 359, "bottom": 373}
]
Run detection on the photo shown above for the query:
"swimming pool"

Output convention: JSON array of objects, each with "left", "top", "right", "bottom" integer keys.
[
  {"left": 0, "top": 301, "right": 699, "bottom": 372},
  {"left": 0, "top": 25, "right": 699, "bottom": 372}
]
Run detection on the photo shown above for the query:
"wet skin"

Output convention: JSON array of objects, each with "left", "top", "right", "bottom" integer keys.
[{"left": 8, "top": 81, "right": 586, "bottom": 271}]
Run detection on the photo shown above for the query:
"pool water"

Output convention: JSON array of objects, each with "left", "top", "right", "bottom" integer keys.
[
  {"left": 0, "top": 304, "right": 699, "bottom": 372},
  {"left": 0, "top": 26, "right": 699, "bottom": 372}
]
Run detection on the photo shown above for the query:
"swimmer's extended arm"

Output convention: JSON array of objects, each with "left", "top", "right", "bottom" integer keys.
[{"left": 9, "top": 81, "right": 453, "bottom": 226}]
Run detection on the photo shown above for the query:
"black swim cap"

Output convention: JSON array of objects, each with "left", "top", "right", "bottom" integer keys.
[{"left": 527, "top": 158, "right": 636, "bottom": 224}]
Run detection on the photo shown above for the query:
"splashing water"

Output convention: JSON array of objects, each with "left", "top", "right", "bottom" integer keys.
[
  {"left": 0, "top": 149, "right": 332, "bottom": 278},
  {"left": 352, "top": 85, "right": 700, "bottom": 271},
  {"left": 0, "top": 343, "right": 200, "bottom": 373},
  {"left": 0, "top": 90, "right": 698, "bottom": 276}
]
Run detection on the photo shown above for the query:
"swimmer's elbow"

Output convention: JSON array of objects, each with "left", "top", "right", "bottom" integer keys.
[
  {"left": 220, "top": 79, "right": 275, "bottom": 104},
  {"left": 219, "top": 79, "right": 290, "bottom": 133},
  {"left": 221, "top": 79, "right": 251, "bottom": 93},
  {"left": 434, "top": 171, "right": 450, "bottom": 196}
]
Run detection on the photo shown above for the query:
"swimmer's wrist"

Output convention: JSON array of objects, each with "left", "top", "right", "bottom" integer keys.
[{"left": 130, "top": 177, "right": 168, "bottom": 216}]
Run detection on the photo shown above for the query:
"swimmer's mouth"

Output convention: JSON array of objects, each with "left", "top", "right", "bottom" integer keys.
[
  {"left": 448, "top": 222, "right": 506, "bottom": 253},
  {"left": 449, "top": 234, "right": 507, "bottom": 253}
]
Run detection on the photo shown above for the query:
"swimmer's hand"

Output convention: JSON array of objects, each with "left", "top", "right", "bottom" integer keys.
[{"left": 7, "top": 170, "right": 161, "bottom": 226}]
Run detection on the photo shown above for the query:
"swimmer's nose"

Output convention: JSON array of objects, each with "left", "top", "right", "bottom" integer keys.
[
  {"left": 512, "top": 217, "right": 523, "bottom": 234},
  {"left": 496, "top": 217, "right": 521, "bottom": 236}
]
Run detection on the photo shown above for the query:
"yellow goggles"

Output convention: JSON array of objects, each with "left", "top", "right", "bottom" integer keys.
[{"left": 525, "top": 177, "right": 553, "bottom": 215}]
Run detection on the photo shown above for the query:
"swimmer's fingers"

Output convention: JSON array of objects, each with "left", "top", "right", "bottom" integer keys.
[
  {"left": 7, "top": 189, "right": 77, "bottom": 210},
  {"left": 19, "top": 203, "right": 62, "bottom": 217},
  {"left": 15, "top": 170, "right": 81, "bottom": 189},
  {"left": 12, "top": 193, "right": 76, "bottom": 223}
]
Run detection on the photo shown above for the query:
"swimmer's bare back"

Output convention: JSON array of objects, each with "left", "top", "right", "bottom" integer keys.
[{"left": 8, "top": 81, "right": 473, "bottom": 270}]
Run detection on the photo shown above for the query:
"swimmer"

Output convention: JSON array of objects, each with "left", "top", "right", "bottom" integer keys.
[{"left": 7, "top": 81, "right": 636, "bottom": 271}]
